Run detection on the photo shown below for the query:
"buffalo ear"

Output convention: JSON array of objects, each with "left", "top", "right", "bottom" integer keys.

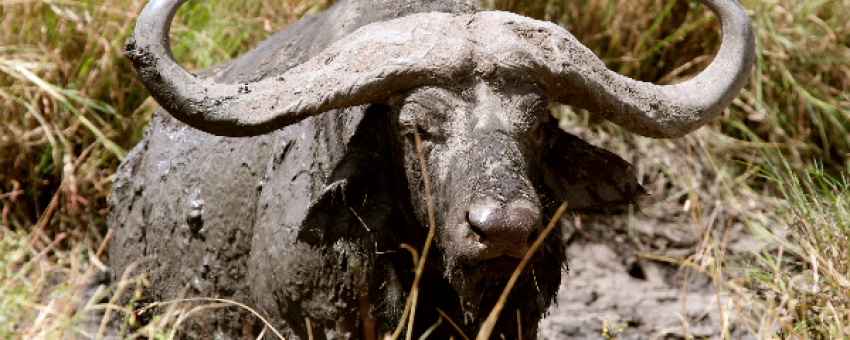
[
  {"left": 298, "top": 165, "right": 393, "bottom": 244},
  {"left": 544, "top": 123, "right": 646, "bottom": 214},
  {"left": 298, "top": 106, "right": 395, "bottom": 245}
]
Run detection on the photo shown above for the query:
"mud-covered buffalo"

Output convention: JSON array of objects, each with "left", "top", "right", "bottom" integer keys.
[{"left": 108, "top": 0, "right": 754, "bottom": 338}]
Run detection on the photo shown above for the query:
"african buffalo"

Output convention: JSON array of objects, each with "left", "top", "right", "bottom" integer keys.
[{"left": 108, "top": 0, "right": 754, "bottom": 338}]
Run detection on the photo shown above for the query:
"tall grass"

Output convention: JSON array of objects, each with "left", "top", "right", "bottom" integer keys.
[
  {"left": 743, "top": 155, "right": 850, "bottom": 337},
  {"left": 1, "top": 0, "right": 848, "bottom": 338},
  {"left": 678, "top": 154, "right": 850, "bottom": 339},
  {"left": 0, "top": 0, "right": 327, "bottom": 229}
]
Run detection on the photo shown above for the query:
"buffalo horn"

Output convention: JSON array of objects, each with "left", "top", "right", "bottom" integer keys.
[
  {"left": 126, "top": 0, "right": 753, "bottom": 139},
  {"left": 125, "top": 0, "right": 469, "bottom": 137},
  {"left": 536, "top": 0, "right": 755, "bottom": 138}
]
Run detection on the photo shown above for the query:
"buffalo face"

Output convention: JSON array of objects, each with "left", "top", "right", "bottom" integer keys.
[
  {"left": 394, "top": 81, "right": 550, "bottom": 262},
  {"left": 388, "top": 78, "right": 638, "bottom": 332},
  {"left": 299, "top": 77, "right": 643, "bottom": 337}
]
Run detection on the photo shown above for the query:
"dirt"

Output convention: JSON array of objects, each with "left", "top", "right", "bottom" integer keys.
[
  {"left": 539, "top": 214, "right": 757, "bottom": 340},
  {"left": 527, "top": 114, "right": 787, "bottom": 340}
]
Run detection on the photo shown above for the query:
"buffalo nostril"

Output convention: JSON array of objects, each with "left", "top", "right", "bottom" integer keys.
[
  {"left": 467, "top": 198, "right": 542, "bottom": 258},
  {"left": 507, "top": 201, "right": 541, "bottom": 234},
  {"left": 467, "top": 200, "right": 505, "bottom": 240},
  {"left": 466, "top": 210, "right": 487, "bottom": 241}
]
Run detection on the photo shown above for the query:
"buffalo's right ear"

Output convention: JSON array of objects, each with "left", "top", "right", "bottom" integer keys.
[
  {"left": 298, "top": 157, "right": 393, "bottom": 245},
  {"left": 298, "top": 105, "right": 395, "bottom": 245},
  {"left": 543, "top": 122, "right": 646, "bottom": 214}
]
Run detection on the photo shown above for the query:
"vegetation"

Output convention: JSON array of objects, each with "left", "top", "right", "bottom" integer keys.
[{"left": 1, "top": 0, "right": 847, "bottom": 338}]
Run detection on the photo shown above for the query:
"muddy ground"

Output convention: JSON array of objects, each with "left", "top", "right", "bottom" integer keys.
[
  {"left": 538, "top": 125, "right": 772, "bottom": 340},
  {"left": 539, "top": 216, "right": 754, "bottom": 340}
]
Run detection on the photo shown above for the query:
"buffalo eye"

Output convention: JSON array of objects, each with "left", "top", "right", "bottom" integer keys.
[
  {"left": 531, "top": 119, "right": 546, "bottom": 144},
  {"left": 400, "top": 118, "right": 445, "bottom": 143},
  {"left": 401, "top": 122, "right": 444, "bottom": 150},
  {"left": 412, "top": 124, "right": 430, "bottom": 140},
  {"left": 525, "top": 100, "right": 549, "bottom": 145},
  {"left": 399, "top": 101, "right": 446, "bottom": 140}
]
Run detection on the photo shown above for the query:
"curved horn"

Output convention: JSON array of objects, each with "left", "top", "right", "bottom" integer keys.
[
  {"left": 125, "top": 0, "right": 469, "bottom": 137},
  {"left": 128, "top": 0, "right": 752, "bottom": 139},
  {"left": 494, "top": 0, "right": 754, "bottom": 138},
  {"left": 572, "top": 0, "right": 755, "bottom": 138}
]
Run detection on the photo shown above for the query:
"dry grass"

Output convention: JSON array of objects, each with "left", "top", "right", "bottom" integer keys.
[
  {"left": 1, "top": 0, "right": 848, "bottom": 338},
  {"left": 723, "top": 157, "right": 850, "bottom": 338},
  {"left": 0, "top": 0, "right": 328, "bottom": 229},
  {"left": 1, "top": 225, "right": 108, "bottom": 338}
]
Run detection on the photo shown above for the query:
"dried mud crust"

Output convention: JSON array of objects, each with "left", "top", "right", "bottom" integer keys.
[
  {"left": 540, "top": 216, "right": 755, "bottom": 340},
  {"left": 531, "top": 120, "right": 786, "bottom": 340}
]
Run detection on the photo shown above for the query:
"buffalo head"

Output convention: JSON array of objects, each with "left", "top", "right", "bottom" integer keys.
[{"left": 123, "top": 0, "right": 754, "bottom": 337}]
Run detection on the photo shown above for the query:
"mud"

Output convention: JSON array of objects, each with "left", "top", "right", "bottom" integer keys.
[
  {"left": 528, "top": 103, "right": 788, "bottom": 339},
  {"left": 540, "top": 217, "right": 753, "bottom": 340},
  {"left": 538, "top": 175, "right": 758, "bottom": 340}
]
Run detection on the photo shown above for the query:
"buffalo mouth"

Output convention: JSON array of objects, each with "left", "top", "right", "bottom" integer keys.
[
  {"left": 470, "top": 253, "right": 546, "bottom": 279},
  {"left": 443, "top": 241, "right": 561, "bottom": 329}
]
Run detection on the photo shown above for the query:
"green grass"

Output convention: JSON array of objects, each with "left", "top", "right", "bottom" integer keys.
[
  {"left": 1, "top": 0, "right": 848, "bottom": 338},
  {"left": 680, "top": 154, "right": 850, "bottom": 339},
  {"left": 745, "top": 155, "right": 850, "bottom": 337}
]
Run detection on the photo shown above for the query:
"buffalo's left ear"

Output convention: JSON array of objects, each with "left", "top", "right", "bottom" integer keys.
[
  {"left": 298, "top": 105, "right": 395, "bottom": 245},
  {"left": 543, "top": 121, "right": 646, "bottom": 214}
]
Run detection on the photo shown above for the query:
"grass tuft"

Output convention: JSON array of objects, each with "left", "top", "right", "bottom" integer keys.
[{"left": 746, "top": 154, "right": 850, "bottom": 337}]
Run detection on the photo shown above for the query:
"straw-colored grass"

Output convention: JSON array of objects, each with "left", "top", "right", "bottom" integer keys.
[{"left": 2, "top": 0, "right": 848, "bottom": 338}]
